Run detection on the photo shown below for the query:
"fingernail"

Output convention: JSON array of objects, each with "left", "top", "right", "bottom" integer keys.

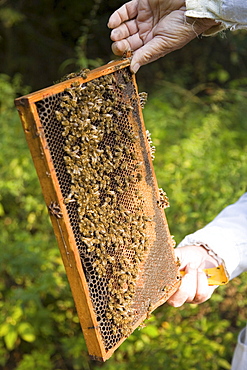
[{"left": 131, "top": 63, "right": 140, "bottom": 74}]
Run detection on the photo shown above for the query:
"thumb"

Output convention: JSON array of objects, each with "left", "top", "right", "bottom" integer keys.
[{"left": 173, "top": 247, "right": 191, "bottom": 271}]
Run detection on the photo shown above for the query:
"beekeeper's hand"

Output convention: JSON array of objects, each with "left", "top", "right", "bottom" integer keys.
[
  {"left": 167, "top": 245, "right": 218, "bottom": 307},
  {"left": 108, "top": 0, "right": 216, "bottom": 73}
]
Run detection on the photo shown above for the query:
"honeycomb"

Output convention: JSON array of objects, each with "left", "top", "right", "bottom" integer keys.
[{"left": 15, "top": 60, "right": 180, "bottom": 361}]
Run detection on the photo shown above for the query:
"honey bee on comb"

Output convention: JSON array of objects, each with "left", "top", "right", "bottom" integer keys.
[{"left": 15, "top": 59, "right": 180, "bottom": 362}]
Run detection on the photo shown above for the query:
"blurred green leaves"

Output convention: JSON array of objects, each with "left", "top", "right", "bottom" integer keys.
[
  {"left": 0, "top": 7, "right": 24, "bottom": 28},
  {"left": 144, "top": 82, "right": 247, "bottom": 239},
  {"left": 1, "top": 72, "right": 247, "bottom": 369},
  {"left": 0, "top": 73, "right": 81, "bottom": 368}
]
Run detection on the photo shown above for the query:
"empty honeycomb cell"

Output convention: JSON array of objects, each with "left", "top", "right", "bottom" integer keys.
[{"left": 15, "top": 60, "right": 180, "bottom": 361}]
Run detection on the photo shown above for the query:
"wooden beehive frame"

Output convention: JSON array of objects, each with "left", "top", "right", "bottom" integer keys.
[{"left": 15, "top": 59, "right": 180, "bottom": 361}]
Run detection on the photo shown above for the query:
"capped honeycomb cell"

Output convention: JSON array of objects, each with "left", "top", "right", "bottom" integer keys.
[{"left": 15, "top": 59, "right": 180, "bottom": 361}]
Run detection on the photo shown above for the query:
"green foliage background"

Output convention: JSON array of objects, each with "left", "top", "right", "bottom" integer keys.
[{"left": 0, "top": 0, "right": 247, "bottom": 369}]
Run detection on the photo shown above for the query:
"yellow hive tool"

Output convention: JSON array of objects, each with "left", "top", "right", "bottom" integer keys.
[{"left": 180, "top": 264, "right": 229, "bottom": 286}]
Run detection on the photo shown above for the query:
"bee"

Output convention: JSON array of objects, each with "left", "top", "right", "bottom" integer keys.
[
  {"left": 105, "top": 312, "right": 112, "bottom": 320},
  {"left": 139, "top": 92, "right": 148, "bottom": 109},
  {"left": 70, "top": 100, "right": 77, "bottom": 108},
  {"left": 176, "top": 256, "right": 181, "bottom": 267},
  {"left": 171, "top": 235, "right": 176, "bottom": 248},
  {"left": 146, "top": 129, "right": 152, "bottom": 143},
  {"left": 55, "top": 110, "right": 63, "bottom": 121},
  {"left": 138, "top": 322, "right": 147, "bottom": 330},
  {"left": 48, "top": 202, "right": 63, "bottom": 219},
  {"left": 118, "top": 83, "right": 126, "bottom": 90},
  {"left": 112, "top": 326, "right": 118, "bottom": 335},
  {"left": 64, "top": 196, "right": 76, "bottom": 204},
  {"left": 65, "top": 88, "right": 77, "bottom": 100},
  {"left": 80, "top": 68, "right": 90, "bottom": 79},
  {"left": 60, "top": 72, "right": 77, "bottom": 81},
  {"left": 130, "top": 152, "right": 137, "bottom": 160},
  {"left": 125, "top": 104, "right": 134, "bottom": 111},
  {"left": 157, "top": 188, "right": 170, "bottom": 209},
  {"left": 71, "top": 81, "right": 81, "bottom": 87},
  {"left": 136, "top": 173, "right": 142, "bottom": 182},
  {"left": 60, "top": 95, "right": 71, "bottom": 102}
]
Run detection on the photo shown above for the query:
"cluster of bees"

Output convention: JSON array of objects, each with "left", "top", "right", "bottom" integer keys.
[
  {"left": 145, "top": 130, "right": 169, "bottom": 208},
  {"left": 157, "top": 188, "right": 170, "bottom": 209},
  {"left": 146, "top": 129, "right": 156, "bottom": 161},
  {"left": 55, "top": 68, "right": 152, "bottom": 338}
]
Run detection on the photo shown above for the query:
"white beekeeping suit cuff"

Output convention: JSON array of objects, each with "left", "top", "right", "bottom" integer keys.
[
  {"left": 177, "top": 193, "right": 247, "bottom": 280},
  {"left": 185, "top": 0, "right": 247, "bottom": 35}
]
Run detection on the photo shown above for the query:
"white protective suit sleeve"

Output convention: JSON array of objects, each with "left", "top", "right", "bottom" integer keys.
[
  {"left": 177, "top": 193, "right": 247, "bottom": 280},
  {"left": 231, "top": 325, "right": 247, "bottom": 370},
  {"left": 185, "top": 0, "right": 247, "bottom": 35}
]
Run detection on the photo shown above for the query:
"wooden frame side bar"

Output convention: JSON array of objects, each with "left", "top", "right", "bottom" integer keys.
[{"left": 15, "top": 98, "right": 108, "bottom": 360}]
